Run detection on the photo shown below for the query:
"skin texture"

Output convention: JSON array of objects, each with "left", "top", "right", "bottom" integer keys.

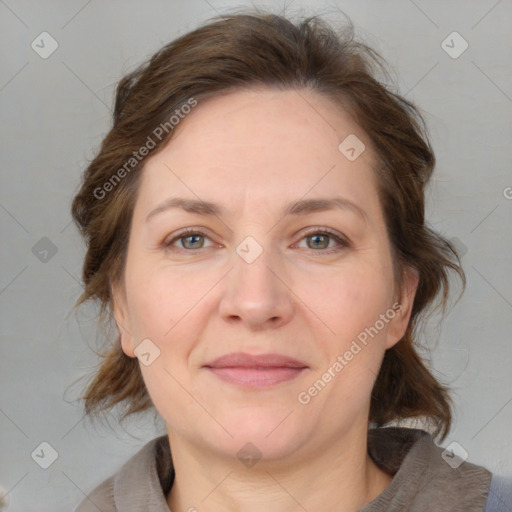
[{"left": 112, "top": 87, "right": 419, "bottom": 512}]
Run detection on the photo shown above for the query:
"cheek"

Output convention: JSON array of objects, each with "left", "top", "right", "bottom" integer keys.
[
  {"left": 302, "top": 262, "right": 395, "bottom": 400},
  {"left": 124, "top": 261, "right": 210, "bottom": 341},
  {"left": 123, "top": 267, "right": 206, "bottom": 409},
  {"left": 315, "top": 265, "right": 394, "bottom": 336}
]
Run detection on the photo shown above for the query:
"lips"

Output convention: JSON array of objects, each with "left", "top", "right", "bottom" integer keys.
[
  {"left": 203, "top": 352, "right": 308, "bottom": 388},
  {"left": 203, "top": 352, "right": 308, "bottom": 369}
]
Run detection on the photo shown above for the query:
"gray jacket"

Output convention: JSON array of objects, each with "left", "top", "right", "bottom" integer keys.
[{"left": 74, "top": 427, "right": 493, "bottom": 511}]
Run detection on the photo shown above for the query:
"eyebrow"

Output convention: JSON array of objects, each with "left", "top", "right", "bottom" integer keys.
[{"left": 145, "top": 196, "right": 367, "bottom": 223}]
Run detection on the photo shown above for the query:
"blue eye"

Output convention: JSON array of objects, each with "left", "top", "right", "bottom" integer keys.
[
  {"left": 163, "top": 227, "right": 349, "bottom": 254},
  {"left": 299, "top": 229, "right": 349, "bottom": 254},
  {"left": 180, "top": 233, "right": 205, "bottom": 249},
  {"left": 306, "top": 233, "right": 333, "bottom": 249},
  {"left": 165, "top": 229, "right": 211, "bottom": 250}
]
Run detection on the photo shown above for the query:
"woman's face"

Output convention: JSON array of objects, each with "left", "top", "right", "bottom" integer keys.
[{"left": 113, "top": 87, "right": 417, "bottom": 462}]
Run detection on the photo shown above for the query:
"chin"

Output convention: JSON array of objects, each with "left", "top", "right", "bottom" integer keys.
[{"left": 205, "top": 408, "right": 310, "bottom": 462}]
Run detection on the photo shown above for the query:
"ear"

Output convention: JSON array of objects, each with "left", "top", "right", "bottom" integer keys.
[
  {"left": 110, "top": 280, "right": 135, "bottom": 358},
  {"left": 385, "top": 266, "right": 419, "bottom": 349}
]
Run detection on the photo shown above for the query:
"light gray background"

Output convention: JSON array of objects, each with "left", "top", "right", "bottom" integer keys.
[{"left": 0, "top": 1, "right": 511, "bottom": 511}]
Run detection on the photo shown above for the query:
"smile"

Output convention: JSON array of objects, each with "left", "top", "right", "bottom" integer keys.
[{"left": 205, "top": 366, "right": 307, "bottom": 388}]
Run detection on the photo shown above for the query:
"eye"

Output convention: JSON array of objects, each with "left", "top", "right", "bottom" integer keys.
[
  {"left": 162, "top": 227, "right": 350, "bottom": 254},
  {"left": 163, "top": 228, "right": 213, "bottom": 251},
  {"left": 296, "top": 228, "right": 350, "bottom": 254}
]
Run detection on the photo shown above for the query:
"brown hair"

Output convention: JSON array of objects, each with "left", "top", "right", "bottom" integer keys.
[{"left": 71, "top": 10, "right": 464, "bottom": 441}]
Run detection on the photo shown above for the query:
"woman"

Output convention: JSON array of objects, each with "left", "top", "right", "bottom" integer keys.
[{"left": 71, "top": 10, "right": 494, "bottom": 512}]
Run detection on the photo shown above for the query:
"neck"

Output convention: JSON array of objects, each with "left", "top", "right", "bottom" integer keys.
[{"left": 166, "top": 426, "right": 393, "bottom": 512}]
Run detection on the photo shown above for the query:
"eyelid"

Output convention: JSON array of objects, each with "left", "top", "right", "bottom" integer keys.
[
  {"left": 298, "top": 226, "right": 348, "bottom": 241},
  {"left": 294, "top": 226, "right": 351, "bottom": 252},
  {"left": 163, "top": 227, "right": 216, "bottom": 249}
]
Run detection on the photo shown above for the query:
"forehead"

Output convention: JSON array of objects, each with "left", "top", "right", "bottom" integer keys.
[
  {"left": 136, "top": 87, "right": 379, "bottom": 218},
  {"left": 166, "top": 86, "right": 365, "bottom": 163}
]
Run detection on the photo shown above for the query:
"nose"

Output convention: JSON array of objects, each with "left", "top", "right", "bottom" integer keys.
[{"left": 218, "top": 237, "right": 294, "bottom": 330}]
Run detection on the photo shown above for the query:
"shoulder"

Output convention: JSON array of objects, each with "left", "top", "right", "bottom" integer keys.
[
  {"left": 72, "top": 435, "right": 170, "bottom": 512},
  {"left": 364, "top": 427, "right": 493, "bottom": 512},
  {"left": 483, "top": 474, "right": 512, "bottom": 512},
  {"left": 72, "top": 475, "right": 115, "bottom": 512}
]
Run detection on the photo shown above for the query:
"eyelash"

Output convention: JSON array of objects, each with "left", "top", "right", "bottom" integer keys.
[{"left": 162, "top": 227, "right": 350, "bottom": 255}]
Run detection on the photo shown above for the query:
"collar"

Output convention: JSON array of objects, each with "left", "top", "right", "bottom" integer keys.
[
  {"left": 361, "top": 427, "right": 492, "bottom": 511},
  {"left": 113, "top": 427, "right": 491, "bottom": 511}
]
